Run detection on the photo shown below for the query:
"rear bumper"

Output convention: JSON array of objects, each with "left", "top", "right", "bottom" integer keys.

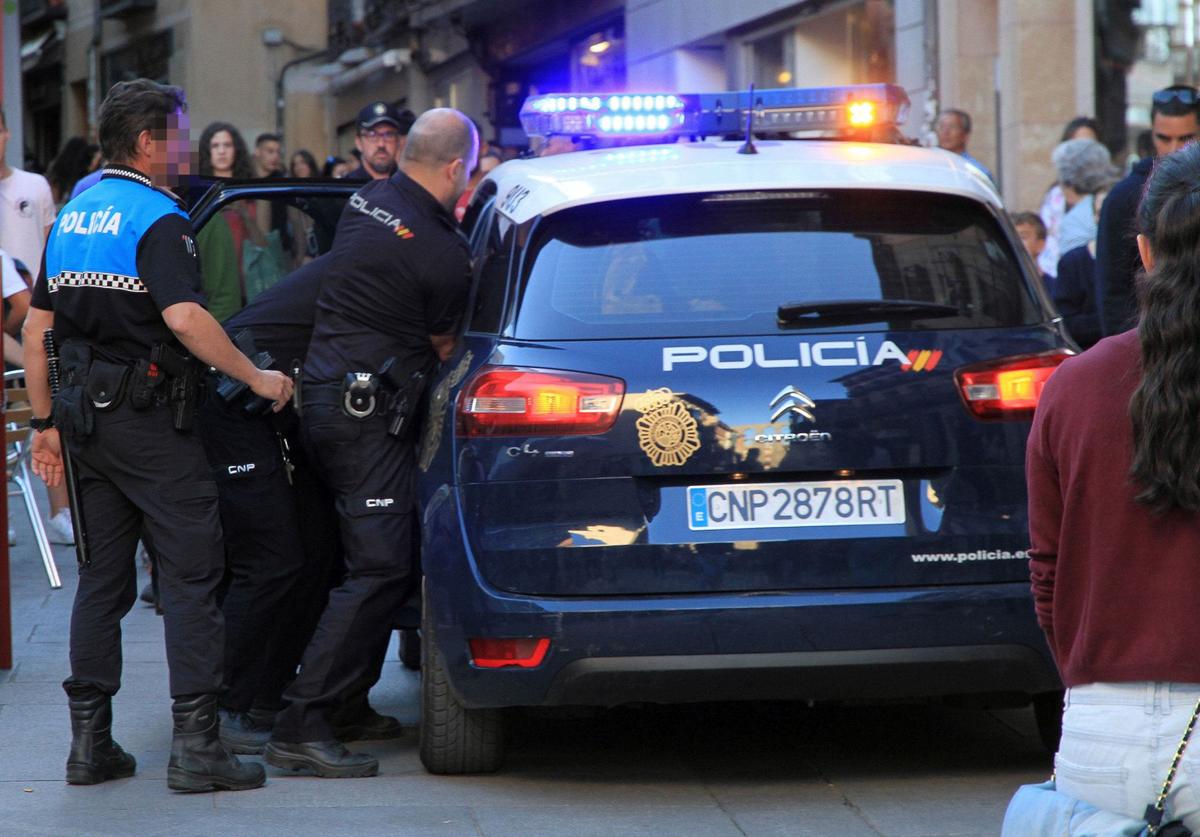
[
  {"left": 542, "top": 644, "right": 1055, "bottom": 706},
  {"left": 426, "top": 578, "right": 1061, "bottom": 709}
]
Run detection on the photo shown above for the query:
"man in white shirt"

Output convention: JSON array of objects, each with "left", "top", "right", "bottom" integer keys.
[
  {"left": 0, "top": 248, "right": 30, "bottom": 366},
  {"left": 0, "top": 106, "right": 56, "bottom": 284}
]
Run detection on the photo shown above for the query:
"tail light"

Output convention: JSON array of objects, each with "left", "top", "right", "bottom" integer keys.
[
  {"left": 457, "top": 366, "right": 624, "bottom": 437},
  {"left": 469, "top": 637, "right": 551, "bottom": 668},
  {"left": 955, "top": 350, "right": 1074, "bottom": 420}
]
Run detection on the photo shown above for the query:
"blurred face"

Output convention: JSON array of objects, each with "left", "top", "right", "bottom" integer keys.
[
  {"left": 0, "top": 116, "right": 9, "bottom": 170},
  {"left": 1015, "top": 223, "right": 1046, "bottom": 259},
  {"left": 936, "top": 113, "right": 968, "bottom": 153},
  {"left": 208, "top": 130, "right": 235, "bottom": 176},
  {"left": 1151, "top": 112, "right": 1200, "bottom": 157},
  {"left": 355, "top": 124, "right": 400, "bottom": 178},
  {"left": 256, "top": 139, "right": 282, "bottom": 174},
  {"left": 1069, "top": 125, "right": 1099, "bottom": 142},
  {"left": 147, "top": 110, "right": 191, "bottom": 183},
  {"left": 291, "top": 153, "right": 313, "bottom": 178},
  {"left": 331, "top": 161, "right": 351, "bottom": 178}
]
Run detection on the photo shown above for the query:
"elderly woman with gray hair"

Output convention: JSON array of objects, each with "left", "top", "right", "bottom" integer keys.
[{"left": 1053, "top": 138, "right": 1121, "bottom": 255}]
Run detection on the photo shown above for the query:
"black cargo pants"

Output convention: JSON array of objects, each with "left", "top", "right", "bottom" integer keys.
[
  {"left": 272, "top": 404, "right": 416, "bottom": 743},
  {"left": 63, "top": 400, "right": 226, "bottom": 699},
  {"left": 196, "top": 391, "right": 306, "bottom": 713}
]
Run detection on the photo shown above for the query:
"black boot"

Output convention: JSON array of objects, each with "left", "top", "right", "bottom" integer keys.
[
  {"left": 64, "top": 684, "right": 137, "bottom": 785},
  {"left": 167, "top": 694, "right": 266, "bottom": 792},
  {"left": 218, "top": 708, "right": 272, "bottom": 755},
  {"left": 264, "top": 739, "right": 379, "bottom": 778}
]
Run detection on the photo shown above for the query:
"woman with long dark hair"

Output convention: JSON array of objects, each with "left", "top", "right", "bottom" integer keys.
[
  {"left": 196, "top": 122, "right": 260, "bottom": 320},
  {"left": 289, "top": 149, "right": 319, "bottom": 178},
  {"left": 198, "top": 121, "right": 255, "bottom": 179},
  {"left": 1026, "top": 141, "right": 1200, "bottom": 828}
]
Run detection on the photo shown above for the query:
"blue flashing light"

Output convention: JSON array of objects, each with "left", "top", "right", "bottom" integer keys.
[{"left": 520, "top": 84, "right": 909, "bottom": 142}]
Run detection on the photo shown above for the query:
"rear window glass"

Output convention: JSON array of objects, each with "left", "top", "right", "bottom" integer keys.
[{"left": 512, "top": 190, "right": 1040, "bottom": 339}]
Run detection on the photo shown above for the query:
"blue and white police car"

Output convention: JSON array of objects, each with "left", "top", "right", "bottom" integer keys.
[{"left": 414, "top": 84, "right": 1071, "bottom": 773}]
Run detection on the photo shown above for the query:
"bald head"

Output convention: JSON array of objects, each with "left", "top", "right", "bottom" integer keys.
[
  {"left": 401, "top": 108, "right": 478, "bottom": 169},
  {"left": 398, "top": 108, "right": 479, "bottom": 211}
]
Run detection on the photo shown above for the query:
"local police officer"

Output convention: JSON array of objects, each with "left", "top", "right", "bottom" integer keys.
[
  {"left": 265, "top": 109, "right": 477, "bottom": 777},
  {"left": 24, "top": 79, "right": 293, "bottom": 792},
  {"left": 199, "top": 255, "right": 401, "bottom": 753}
]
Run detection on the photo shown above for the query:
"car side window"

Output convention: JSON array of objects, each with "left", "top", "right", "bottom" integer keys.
[
  {"left": 466, "top": 214, "right": 511, "bottom": 335},
  {"left": 195, "top": 192, "right": 348, "bottom": 322}
]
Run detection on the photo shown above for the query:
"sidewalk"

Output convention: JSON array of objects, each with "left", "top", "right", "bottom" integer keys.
[{"left": 0, "top": 504, "right": 477, "bottom": 836}]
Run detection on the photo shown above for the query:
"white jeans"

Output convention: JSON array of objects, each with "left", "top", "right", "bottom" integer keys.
[{"left": 1056, "top": 682, "right": 1200, "bottom": 829}]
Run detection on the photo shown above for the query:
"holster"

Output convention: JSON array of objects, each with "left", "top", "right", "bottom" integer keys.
[
  {"left": 150, "top": 343, "right": 201, "bottom": 431},
  {"left": 377, "top": 357, "right": 433, "bottom": 440}
]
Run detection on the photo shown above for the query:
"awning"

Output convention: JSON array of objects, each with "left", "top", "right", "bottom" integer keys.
[{"left": 21, "top": 22, "right": 65, "bottom": 74}]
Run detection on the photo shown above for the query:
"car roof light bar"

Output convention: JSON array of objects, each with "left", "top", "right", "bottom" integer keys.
[{"left": 519, "top": 84, "right": 910, "bottom": 141}]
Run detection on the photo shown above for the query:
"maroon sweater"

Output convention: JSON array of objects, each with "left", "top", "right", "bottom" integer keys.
[{"left": 1027, "top": 329, "right": 1200, "bottom": 687}]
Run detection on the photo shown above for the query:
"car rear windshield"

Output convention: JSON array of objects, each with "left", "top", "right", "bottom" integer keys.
[{"left": 512, "top": 190, "right": 1041, "bottom": 339}]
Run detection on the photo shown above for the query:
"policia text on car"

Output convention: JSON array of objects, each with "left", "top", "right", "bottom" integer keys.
[
  {"left": 262, "top": 109, "right": 477, "bottom": 778},
  {"left": 23, "top": 79, "right": 293, "bottom": 793}
]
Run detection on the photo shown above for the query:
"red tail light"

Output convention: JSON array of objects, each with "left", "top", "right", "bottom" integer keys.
[
  {"left": 955, "top": 350, "right": 1074, "bottom": 420},
  {"left": 457, "top": 366, "right": 625, "bottom": 437},
  {"left": 469, "top": 637, "right": 551, "bottom": 668}
]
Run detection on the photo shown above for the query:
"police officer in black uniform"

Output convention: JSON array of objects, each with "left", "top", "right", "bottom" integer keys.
[
  {"left": 264, "top": 108, "right": 477, "bottom": 777},
  {"left": 344, "top": 101, "right": 416, "bottom": 182},
  {"left": 199, "top": 255, "right": 402, "bottom": 753},
  {"left": 24, "top": 79, "right": 293, "bottom": 792}
]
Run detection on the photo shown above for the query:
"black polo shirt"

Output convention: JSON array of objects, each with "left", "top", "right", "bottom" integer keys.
[
  {"left": 303, "top": 170, "right": 470, "bottom": 385},
  {"left": 223, "top": 254, "right": 328, "bottom": 372}
]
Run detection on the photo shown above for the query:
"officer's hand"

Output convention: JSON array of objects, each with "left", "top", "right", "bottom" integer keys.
[
  {"left": 31, "top": 428, "right": 64, "bottom": 488},
  {"left": 250, "top": 369, "right": 294, "bottom": 413}
]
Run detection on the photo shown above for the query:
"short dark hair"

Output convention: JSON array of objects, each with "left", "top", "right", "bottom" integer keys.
[
  {"left": 98, "top": 79, "right": 187, "bottom": 164},
  {"left": 255, "top": 132, "right": 282, "bottom": 147},
  {"left": 1060, "top": 116, "right": 1101, "bottom": 142},
  {"left": 1010, "top": 211, "right": 1047, "bottom": 239},
  {"left": 1150, "top": 85, "right": 1200, "bottom": 122},
  {"left": 941, "top": 108, "right": 972, "bottom": 134}
]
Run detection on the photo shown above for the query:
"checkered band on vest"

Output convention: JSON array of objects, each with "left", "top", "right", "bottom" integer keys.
[{"left": 48, "top": 271, "right": 148, "bottom": 294}]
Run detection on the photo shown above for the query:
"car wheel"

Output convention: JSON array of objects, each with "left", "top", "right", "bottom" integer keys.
[
  {"left": 399, "top": 628, "right": 421, "bottom": 671},
  {"left": 1032, "top": 690, "right": 1064, "bottom": 753},
  {"left": 418, "top": 597, "right": 504, "bottom": 774}
]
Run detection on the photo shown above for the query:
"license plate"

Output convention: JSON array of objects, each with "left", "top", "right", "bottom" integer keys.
[{"left": 687, "top": 479, "right": 905, "bottom": 531}]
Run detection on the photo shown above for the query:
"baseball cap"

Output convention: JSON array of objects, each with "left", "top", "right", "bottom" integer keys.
[{"left": 357, "top": 101, "right": 411, "bottom": 132}]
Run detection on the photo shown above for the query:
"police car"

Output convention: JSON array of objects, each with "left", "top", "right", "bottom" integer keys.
[{"left": 411, "top": 84, "right": 1071, "bottom": 774}]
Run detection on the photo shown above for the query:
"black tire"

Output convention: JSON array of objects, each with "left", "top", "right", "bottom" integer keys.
[
  {"left": 1032, "top": 690, "right": 1064, "bottom": 753},
  {"left": 418, "top": 595, "right": 504, "bottom": 774},
  {"left": 399, "top": 628, "right": 421, "bottom": 671}
]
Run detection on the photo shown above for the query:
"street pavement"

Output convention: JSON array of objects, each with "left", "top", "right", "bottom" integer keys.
[{"left": 0, "top": 498, "right": 1053, "bottom": 837}]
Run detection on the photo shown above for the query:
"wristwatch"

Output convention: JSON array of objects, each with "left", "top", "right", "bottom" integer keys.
[{"left": 29, "top": 415, "right": 54, "bottom": 432}]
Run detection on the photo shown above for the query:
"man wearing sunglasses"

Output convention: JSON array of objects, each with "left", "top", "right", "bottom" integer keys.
[
  {"left": 1098, "top": 85, "right": 1200, "bottom": 336},
  {"left": 345, "top": 102, "right": 416, "bottom": 182}
]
